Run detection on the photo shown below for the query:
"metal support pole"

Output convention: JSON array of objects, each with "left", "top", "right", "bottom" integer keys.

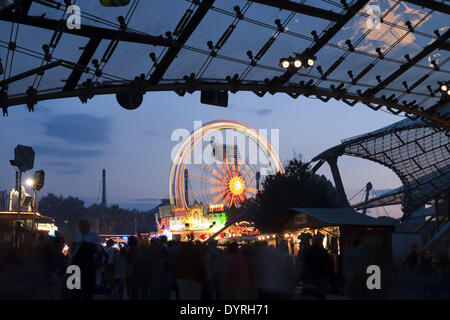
[
  {"left": 362, "top": 182, "right": 373, "bottom": 215},
  {"left": 15, "top": 170, "right": 22, "bottom": 254},
  {"left": 327, "top": 157, "right": 349, "bottom": 207},
  {"left": 32, "top": 189, "right": 37, "bottom": 232}
]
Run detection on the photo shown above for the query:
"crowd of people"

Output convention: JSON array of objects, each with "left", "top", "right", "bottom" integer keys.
[
  {"left": 399, "top": 244, "right": 447, "bottom": 299},
  {"left": 1, "top": 219, "right": 448, "bottom": 300},
  {"left": 1, "top": 219, "right": 338, "bottom": 300}
]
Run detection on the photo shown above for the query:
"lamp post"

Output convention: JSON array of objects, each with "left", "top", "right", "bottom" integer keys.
[
  {"left": 16, "top": 171, "right": 22, "bottom": 253},
  {"left": 10, "top": 145, "right": 35, "bottom": 256},
  {"left": 64, "top": 220, "right": 69, "bottom": 238},
  {"left": 25, "top": 178, "right": 38, "bottom": 232}
]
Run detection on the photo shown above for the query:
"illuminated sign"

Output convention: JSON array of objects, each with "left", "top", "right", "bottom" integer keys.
[
  {"left": 208, "top": 203, "right": 225, "bottom": 213},
  {"left": 294, "top": 213, "right": 307, "bottom": 225},
  {"left": 227, "top": 225, "right": 261, "bottom": 236}
]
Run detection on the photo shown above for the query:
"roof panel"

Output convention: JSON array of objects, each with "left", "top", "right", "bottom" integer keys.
[
  {"left": 291, "top": 208, "right": 395, "bottom": 226},
  {"left": 0, "top": 0, "right": 448, "bottom": 127}
]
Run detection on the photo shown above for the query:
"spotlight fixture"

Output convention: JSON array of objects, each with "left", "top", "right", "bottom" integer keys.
[
  {"left": 439, "top": 81, "right": 449, "bottom": 95},
  {"left": 25, "top": 178, "right": 34, "bottom": 187},
  {"left": 293, "top": 58, "right": 302, "bottom": 68},
  {"left": 280, "top": 58, "right": 290, "bottom": 69},
  {"left": 280, "top": 55, "right": 317, "bottom": 69}
]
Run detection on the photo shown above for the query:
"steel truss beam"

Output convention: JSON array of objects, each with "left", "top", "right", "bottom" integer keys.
[
  {"left": 63, "top": 38, "right": 101, "bottom": 91},
  {"left": 366, "top": 28, "right": 450, "bottom": 97},
  {"left": 149, "top": 0, "right": 215, "bottom": 85},
  {"left": 404, "top": 0, "right": 450, "bottom": 15},
  {"left": 249, "top": 0, "right": 344, "bottom": 21},
  {"left": 278, "top": 0, "right": 369, "bottom": 85},
  {"left": 0, "top": 60, "right": 63, "bottom": 87},
  {"left": 1, "top": 80, "right": 449, "bottom": 129},
  {"left": 0, "top": 12, "right": 177, "bottom": 47}
]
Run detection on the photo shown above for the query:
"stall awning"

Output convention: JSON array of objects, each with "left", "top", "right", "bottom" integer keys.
[{"left": 290, "top": 208, "right": 395, "bottom": 227}]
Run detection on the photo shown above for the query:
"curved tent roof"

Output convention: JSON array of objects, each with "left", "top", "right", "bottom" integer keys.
[
  {"left": 314, "top": 116, "right": 450, "bottom": 219},
  {"left": 0, "top": 0, "right": 448, "bottom": 128}
]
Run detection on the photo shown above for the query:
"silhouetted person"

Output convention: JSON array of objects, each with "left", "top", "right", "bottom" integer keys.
[
  {"left": 126, "top": 236, "right": 140, "bottom": 299},
  {"left": 102, "top": 239, "right": 116, "bottom": 293},
  {"left": 71, "top": 219, "right": 100, "bottom": 300},
  {"left": 173, "top": 242, "right": 206, "bottom": 299},
  {"left": 402, "top": 244, "right": 421, "bottom": 272},
  {"left": 50, "top": 232, "right": 69, "bottom": 299},
  {"left": 345, "top": 237, "right": 366, "bottom": 299},
  {"left": 256, "top": 242, "right": 295, "bottom": 300},
  {"left": 218, "top": 242, "right": 253, "bottom": 300},
  {"left": 300, "top": 233, "right": 333, "bottom": 300},
  {"left": 114, "top": 246, "right": 127, "bottom": 299}
]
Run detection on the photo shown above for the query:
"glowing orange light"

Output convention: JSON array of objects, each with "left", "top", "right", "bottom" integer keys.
[{"left": 229, "top": 176, "right": 245, "bottom": 196}]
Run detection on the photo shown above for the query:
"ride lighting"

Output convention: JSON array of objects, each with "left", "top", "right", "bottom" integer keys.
[{"left": 307, "top": 57, "right": 315, "bottom": 67}]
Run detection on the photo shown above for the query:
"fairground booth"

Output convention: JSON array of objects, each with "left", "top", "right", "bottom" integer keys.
[
  {"left": 256, "top": 207, "right": 395, "bottom": 284},
  {"left": 271, "top": 208, "right": 394, "bottom": 255}
]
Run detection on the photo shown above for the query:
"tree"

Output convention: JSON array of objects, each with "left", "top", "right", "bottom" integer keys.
[
  {"left": 38, "top": 193, "right": 157, "bottom": 240},
  {"left": 255, "top": 157, "right": 342, "bottom": 230}
]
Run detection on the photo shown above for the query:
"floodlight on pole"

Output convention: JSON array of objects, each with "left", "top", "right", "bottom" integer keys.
[{"left": 25, "top": 178, "right": 34, "bottom": 187}]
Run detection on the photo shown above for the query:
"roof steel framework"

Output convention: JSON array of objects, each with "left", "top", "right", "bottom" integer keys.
[
  {"left": 0, "top": 0, "right": 449, "bottom": 129},
  {"left": 315, "top": 117, "right": 450, "bottom": 220}
]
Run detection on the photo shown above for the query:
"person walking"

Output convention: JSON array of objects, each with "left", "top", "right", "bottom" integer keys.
[
  {"left": 71, "top": 219, "right": 101, "bottom": 300},
  {"left": 114, "top": 246, "right": 127, "bottom": 299},
  {"left": 300, "top": 233, "right": 333, "bottom": 300}
]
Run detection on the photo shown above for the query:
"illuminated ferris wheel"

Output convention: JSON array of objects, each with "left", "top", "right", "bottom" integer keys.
[{"left": 169, "top": 120, "right": 284, "bottom": 211}]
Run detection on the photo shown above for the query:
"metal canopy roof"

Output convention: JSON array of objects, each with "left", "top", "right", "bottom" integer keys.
[
  {"left": 0, "top": 0, "right": 449, "bottom": 128},
  {"left": 314, "top": 116, "right": 450, "bottom": 219},
  {"left": 290, "top": 208, "right": 395, "bottom": 226},
  {"left": 352, "top": 186, "right": 404, "bottom": 209}
]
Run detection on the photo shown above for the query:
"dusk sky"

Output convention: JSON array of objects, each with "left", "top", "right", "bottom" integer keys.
[
  {"left": 0, "top": 92, "right": 403, "bottom": 217},
  {"left": 1, "top": 0, "right": 443, "bottom": 220}
]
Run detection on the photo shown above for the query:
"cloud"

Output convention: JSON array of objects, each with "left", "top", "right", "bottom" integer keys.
[
  {"left": 348, "top": 1, "right": 431, "bottom": 53},
  {"left": 255, "top": 108, "right": 272, "bottom": 116},
  {"left": 42, "top": 114, "right": 112, "bottom": 145},
  {"left": 57, "top": 168, "right": 84, "bottom": 175},
  {"left": 35, "top": 145, "right": 103, "bottom": 158},
  {"left": 143, "top": 129, "right": 164, "bottom": 138},
  {"left": 45, "top": 161, "right": 84, "bottom": 174},
  {"left": 45, "top": 161, "right": 74, "bottom": 167},
  {"left": 132, "top": 197, "right": 163, "bottom": 203}
]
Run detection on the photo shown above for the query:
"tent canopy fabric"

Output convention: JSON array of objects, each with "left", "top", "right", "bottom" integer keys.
[
  {"left": 0, "top": 0, "right": 448, "bottom": 128},
  {"left": 290, "top": 207, "right": 395, "bottom": 226}
]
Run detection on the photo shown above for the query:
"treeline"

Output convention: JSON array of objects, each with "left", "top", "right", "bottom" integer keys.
[{"left": 38, "top": 193, "right": 157, "bottom": 241}]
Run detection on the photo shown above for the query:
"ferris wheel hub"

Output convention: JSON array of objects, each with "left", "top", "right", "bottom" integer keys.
[{"left": 228, "top": 176, "right": 245, "bottom": 196}]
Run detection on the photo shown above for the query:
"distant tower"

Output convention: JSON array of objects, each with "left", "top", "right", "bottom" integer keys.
[
  {"left": 184, "top": 169, "right": 189, "bottom": 207},
  {"left": 256, "top": 171, "right": 261, "bottom": 193},
  {"left": 234, "top": 143, "right": 238, "bottom": 168},
  {"left": 101, "top": 169, "right": 107, "bottom": 207},
  {"left": 362, "top": 182, "right": 373, "bottom": 215}
]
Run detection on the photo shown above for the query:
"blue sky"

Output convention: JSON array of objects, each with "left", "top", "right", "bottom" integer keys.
[{"left": 0, "top": 91, "right": 403, "bottom": 217}]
